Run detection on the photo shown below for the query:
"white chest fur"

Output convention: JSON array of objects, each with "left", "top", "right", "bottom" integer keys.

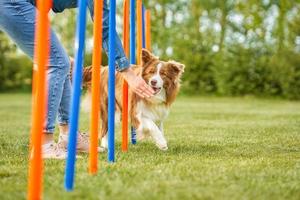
[
  {"left": 137, "top": 101, "right": 169, "bottom": 124},
  {"left": 136, "top": 90, "right": 169, "bottom": 125},
  {"left": 135, "top": 93, "right": 169, "bottom": 150}
]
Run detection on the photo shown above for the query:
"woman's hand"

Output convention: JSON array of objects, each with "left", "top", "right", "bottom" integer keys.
[{"left": 121, "top": 67, "right": 154, "bottom": 98}]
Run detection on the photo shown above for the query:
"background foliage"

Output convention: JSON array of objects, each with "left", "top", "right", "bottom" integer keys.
[{"left": 0, "top": 0, "right": 299, "bottom": 99}]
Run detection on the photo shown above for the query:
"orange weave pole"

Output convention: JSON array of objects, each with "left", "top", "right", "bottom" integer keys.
[
  {"left": 27, "top": 0, "right": 52, "bottom": 199},
  {"left": 145, "top": 10, "right": 151, "bottom": 51},
  {"left": 122, "top": 0, "right": 130, "bottom": 152},
  {"left": 137, "top": 0, "right": 142, "bottom": 65},
  {"left": 89, "top": 0, "right": 103, "bottom": 174}
]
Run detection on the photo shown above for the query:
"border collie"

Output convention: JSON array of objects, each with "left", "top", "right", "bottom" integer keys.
[{"left": 82, "top": 49, "right": 185, "bottom": 150}]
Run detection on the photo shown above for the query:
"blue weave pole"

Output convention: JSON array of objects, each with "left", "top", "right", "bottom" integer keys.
[
  {"left": 108, "top": 0, "right": 116, "bottom": 162},
  {"left": 65, "top": 0, "right": 87, "bottom": 191},
  {"left": 130, "top": 0, "right": 136, "bottom": 64},
  {"left": 142, "top": 5, "right": 146, "bottom": 48},
  {"left": 130, "top": 0, "right": 137, "bottom": 145}
]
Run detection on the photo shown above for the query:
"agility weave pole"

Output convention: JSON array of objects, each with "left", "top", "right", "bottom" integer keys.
[
  {"left": 65, "top": 0, "right": 87, "bottom": 191},
  {"left": 142, "top": 5, "right": 146, "bottom": 49},
  {"left": 108, "top": 0, "right": 117, "bottom": 162},
  {"left": 137, "top": 0, "right": 142, "bottom": 65},
  {"left": 27, "top": 0, "right": 52, "bottom": 199},
  {"left": 89, "top": 0, "right": 104, "bottom": 174},
  {"left": 130, "top": 0, "right": 137, "bottom": 144},
  {"left": 122, "top": 0, "right": 130, "bottom": 152},
  {"left": 145, "top": 9, "right": 151, "bottom": 51}
]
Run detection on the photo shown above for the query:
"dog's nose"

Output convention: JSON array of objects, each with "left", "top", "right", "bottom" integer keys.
[{"left": 150, "top": 79, "right": 157, "bottom": 86}]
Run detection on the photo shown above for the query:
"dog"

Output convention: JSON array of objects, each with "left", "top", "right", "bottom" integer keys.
[{"left": 81, "top": 48, "right": 185, "bottom": 150}]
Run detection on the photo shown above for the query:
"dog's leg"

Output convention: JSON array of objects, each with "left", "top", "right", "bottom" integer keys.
[
  {"left": 101, "top": 134, "right": 108, "bottom": 149},
  {"left": 140, "top": 118, "right": 168, "bottom": 151},
  {"left": 99, "top": 97, "right": 108, "bottom": 150}
]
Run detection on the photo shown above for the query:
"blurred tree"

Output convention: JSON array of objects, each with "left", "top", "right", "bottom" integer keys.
[{"left": 0, "top": 31, "right": 17, "bottom": 91}]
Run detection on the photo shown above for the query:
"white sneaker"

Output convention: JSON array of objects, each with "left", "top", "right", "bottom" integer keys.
[
  {"left": 58, "top": 132, "right": 105, "bottom": 153},
  {"left": 42, "top": 142, "right": 67, "bottom": 159}
]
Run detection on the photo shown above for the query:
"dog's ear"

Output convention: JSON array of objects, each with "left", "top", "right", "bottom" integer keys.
[
  {"left": 142, "top": 48, "right": 154, "bottom": 65},
  {"left": 168, "top": 61, "right": 185, "bottom": 76}
]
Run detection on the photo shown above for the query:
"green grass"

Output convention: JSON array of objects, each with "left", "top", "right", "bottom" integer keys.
[{"left": 0, "top": 93, "right": 300, "bottom": 200}]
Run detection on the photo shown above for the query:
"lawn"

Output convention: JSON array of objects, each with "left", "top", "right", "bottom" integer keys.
[{"left": 0, "top": 93, "right": 299, "bottom": 200}]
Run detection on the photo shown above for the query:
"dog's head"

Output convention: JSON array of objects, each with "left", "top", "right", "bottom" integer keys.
[{"left": 141, "top": 49, "right": 185, "bottom": 105}]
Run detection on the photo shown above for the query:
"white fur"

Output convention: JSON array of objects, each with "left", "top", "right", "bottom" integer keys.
[
  {"left": 136, "top": 79, "right": 170, "bottom": 151},
  {"left": 148, "top": 63, "right": 164, "bottom": 91}
]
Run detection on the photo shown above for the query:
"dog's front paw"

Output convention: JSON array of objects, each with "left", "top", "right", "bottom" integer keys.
[
  {"left": 156, "top": 141, "right": 168, "bottom": 151},
  {"left": 160, "top": 145, "right": 168, "bottom": 151}
]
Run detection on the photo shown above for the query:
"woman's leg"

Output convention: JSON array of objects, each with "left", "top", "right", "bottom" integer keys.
[
  {"left": 57, "top": 73, "right": 72, "bottom": 134},
  {"left": 0, "top": 0, "right": 71, "bottom": 140}
]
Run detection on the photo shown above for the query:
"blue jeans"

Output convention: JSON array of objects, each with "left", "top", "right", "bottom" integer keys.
[{"left": 0, "top": 0, "right": 130, "bottom": 133}]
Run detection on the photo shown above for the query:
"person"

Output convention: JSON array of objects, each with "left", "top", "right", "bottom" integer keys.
[{"left": 0, "top": 0, "right": 154, "bottom": 159}]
